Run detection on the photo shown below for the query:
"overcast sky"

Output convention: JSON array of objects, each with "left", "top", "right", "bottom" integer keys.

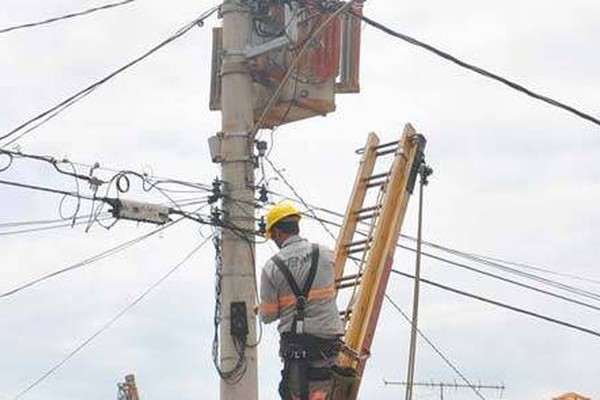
[{"left": 1, "top": 1, "right": 599, "bottom": 399}]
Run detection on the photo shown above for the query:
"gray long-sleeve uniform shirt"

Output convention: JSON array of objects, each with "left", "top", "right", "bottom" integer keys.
[{"left": 259, "top": 235, "right": 344, "bottom": 338}]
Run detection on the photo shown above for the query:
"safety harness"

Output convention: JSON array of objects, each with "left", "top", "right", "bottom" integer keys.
[{"left": 271, "top": 244, "right": 341, "bottom": 400}]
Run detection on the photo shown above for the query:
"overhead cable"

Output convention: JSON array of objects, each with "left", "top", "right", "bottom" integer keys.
[
  {"left": 0, "top": 217, "right": 183, "bottom": 299},
  {"left": 0, "top": 0, "right": 135, "bottom": 35},
  {"left": 284, "top": 201, "right": 600, "bottom": 308},
  {"left": 414, "top": 238, "right": 600, "bottom": 292},
  {"left": 467, "top": 252, "right": 600, "bottom": 287},
  {"left": 0, "top": 214, "right": 112, "bottom": 237},
  {"left": 0, "top": 149, "right": 214, "bottom": 194},
  {"left": 396, "top": 244, "right": 600, "bottom": 313},
  {"left": 390, "top": 269, "right": 600, "bottom": 340},
  {"left": 385, "top": 294, "right": 486, "bottom": 400},
  {"left": 234, "top": 184, "right": 600, "bottom": 314},
  {"left": 10, "top": 234, "right": 214, "bottom": 400},
  {"left": 0, "top": 5, "right": 220, "bottom": 147},
  {"left": 352, "top": 12, "right": 600, "bottom": 128},
  {"left": 264, "top": 157, "right": 338, "bottom": 241},
  {"left": 0, "top": 178, "right": 97, "bottom": 201}
]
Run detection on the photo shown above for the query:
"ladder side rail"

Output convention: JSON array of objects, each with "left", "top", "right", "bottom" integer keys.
[{"left": 333, "top": 132, "right": 380, "bottom": 282}]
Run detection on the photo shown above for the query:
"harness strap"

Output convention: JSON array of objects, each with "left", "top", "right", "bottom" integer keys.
[
  {"left": 271, "top": 243, "right": 320, "bottom": 322},
  {"left": 303, "top": 244, "right": 320, "bottom": 296}
]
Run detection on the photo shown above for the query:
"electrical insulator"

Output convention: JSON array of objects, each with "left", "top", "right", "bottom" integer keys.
[
  {"left": 255, "top": 140, "right": 268, "bottom": 157},
  {"left": 211, "top": 207, "right": 223, "bottom": 226},
  {"left": 258, "top": 216, "right": 267, "bottom": 235},
  {"left": 258, "top": 185, "right": 269, "bottom": 203},
  {"left": 208, "top": 178, "right": 222, "bottom": 204}
]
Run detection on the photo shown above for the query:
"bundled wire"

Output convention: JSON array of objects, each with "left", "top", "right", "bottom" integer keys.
[
  {"left": 211, "top": 231, "right": 248, "bottom": 383},
  {"left": 0, "top": 148, "right": 215, "bottom": 232}
]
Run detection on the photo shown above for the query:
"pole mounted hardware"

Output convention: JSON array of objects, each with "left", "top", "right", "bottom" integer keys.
[
  {"left": 208, "top": 133, "right": 224, "bottom": 163},
  {"left": 230, "top": 301, "right": 250, "bottom": 337},
  {"left": 208, "top": 178, "right": 223, "bottom": 204},
  {"left": 255, "top": 140, "right": 268, "bottom": 157},
  {"left": 107, "top": 199, "right": 171, "bottom": 225}
]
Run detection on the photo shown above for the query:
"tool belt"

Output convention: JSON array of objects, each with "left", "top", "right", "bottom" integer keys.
[
  {"left": 279, "top": 333, "right": 343, "bottom": 400},
  {"left": 280, "top": 333, "right": 342, "bottom": 362}
]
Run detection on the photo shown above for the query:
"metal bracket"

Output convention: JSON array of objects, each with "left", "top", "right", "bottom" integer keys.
[
  {"left": 245, "top": 2, "right": 298, "bottom": 59},
  {"left": 245, "top": 36, "right": 290, "bottom": 59}
]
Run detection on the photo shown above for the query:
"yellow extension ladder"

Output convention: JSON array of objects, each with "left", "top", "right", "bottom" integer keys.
[{"left": 331, "top": 124, "right": 427, "bottom": 400}]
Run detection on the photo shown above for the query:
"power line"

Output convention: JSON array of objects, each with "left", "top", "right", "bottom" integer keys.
[
  {"left": 284, "top": 201, "right": 600, "bottom": 308},
  {"left": 0, "top": 215, "right": 99, "bottom": 229},
  {"left": 1, "top": 148, "right": 214, "bottom": 201},
  {"left": 258, "top": 186, "right": 600, "bottom": 315},
  {"left": 396, "top": 244, "right": 600, "bottom": 313},
  {"left": 413, "top": 240, "right": 600, "bottom": 303},
  {"left": 292, "top": 203, "right": 600, "bottom": 311},
  {"left": 0, "top": 0, "right": 135, "bottom": 35},
  {"left": 0, "top": 217, "right": 183, "bottom": 299},
  {"left": 352, "top": 12, "right": 600, "bottom": 128},
  {"left": 0, "top": 214, "right": 113, "bottom": 237},
  {"left": 470, "top": 252, "right": 600, "bottom": 287},
  {"left": 10, "top": 234, "right": 214, "bottom": 400},
  {"left": 0, "top": 178, "right": 98, "bottom": 201},
  {"left": 385, "top": 294, "right": 486, "bottom": 400},
  {"left": 419, "top": 239, "right": 600, "bottom": 288},
  {"left": 264, "top": 157, "right": 338, "bottom": 241},
  {"left": 0, "top": 5, "right": 220, "bottom": 147},
  {"left": 390, "top": 269, "right": 600, "bottom": 340}
]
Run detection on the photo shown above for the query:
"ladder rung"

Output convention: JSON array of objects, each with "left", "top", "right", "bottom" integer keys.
[
  {"left": 355, "top": 205, "right": 380, "bottom": 215},
  {"left": 337, "top": 273, "right": 363, "bottom": 283},
  {"left": 347, "top": 255, "right": 363, "bottom": 262},
  {"left": 356, "top": 212, "right": 378, "bottom": 221},
  {"left": 366, "top": 181, "right": 386, "bottom": 189},
  {"left": 347, "top": 245, "right": 370, "bottom": 255},
  {"left": 345, "top": 239, "right": 371, "bottom": 248},
  {"left": 337, "top": 281, "right": 360, "bottom": 290},
  {"left": 339, "top": 309, "right": 353, "bottom": 317},
  {"left": 365, "top": 172, "right": 389, "bottom": 182},
  {"left": 376, "top": 148, "right": 399, "bottom": 156},
  {"left": 355, "top": 140, "right": 399, "bottom": 155},
  {"left": 375, "top": 140, "right": 400, "bottom": 150}
]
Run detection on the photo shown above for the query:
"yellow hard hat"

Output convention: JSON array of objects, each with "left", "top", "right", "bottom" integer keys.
[{"left": 265, "top": 202, "right": 301, "bottom": 239}]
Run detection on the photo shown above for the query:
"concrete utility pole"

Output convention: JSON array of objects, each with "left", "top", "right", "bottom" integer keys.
[{"left": 219, "top": 0, "right": 258, "bottom": 399}]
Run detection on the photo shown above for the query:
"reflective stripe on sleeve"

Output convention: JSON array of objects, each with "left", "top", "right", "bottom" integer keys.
[
  {"left": 260, "top": 302, "right": 279, "bottom": 315},
  {"left": 278, "top": 284, "right": 336, "bottom": 309}
]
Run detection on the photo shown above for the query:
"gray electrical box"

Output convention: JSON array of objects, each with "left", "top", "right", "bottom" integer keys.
[{"left": 110, "top": 199, "right": 171, "bottom": 225}]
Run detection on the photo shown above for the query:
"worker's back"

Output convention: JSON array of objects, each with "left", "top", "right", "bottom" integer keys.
[{"left": 260, "top": 235, "right": 344, "bottom": 338}]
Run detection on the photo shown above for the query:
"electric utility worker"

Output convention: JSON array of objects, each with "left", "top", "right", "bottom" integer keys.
[{"left": 259, "top": 202, "right": 344, "bottom": 400}]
